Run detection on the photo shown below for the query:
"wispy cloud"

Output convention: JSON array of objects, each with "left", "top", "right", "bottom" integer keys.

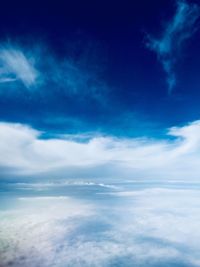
[
  {"left": 0, "top": 42, "right": 107, "bottom": 103},
  {"left": 0, "top": 46, "right": 39, "bottom": 88},
  {"left": 146, "top": 0, "right": 200, "bottom": 93},
  {"left": 49, "top": 58, "right": 107, "bottom": 101}
]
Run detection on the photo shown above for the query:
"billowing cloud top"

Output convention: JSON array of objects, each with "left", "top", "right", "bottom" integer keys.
[{"left": 1, "top": 120, "right": 200, "bottom": 180}]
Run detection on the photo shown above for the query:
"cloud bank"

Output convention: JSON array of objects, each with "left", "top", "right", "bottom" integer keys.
[
  {"left": 146, "top": 0, "right": 200, "bottom": 93},
  {"left": 1, "top": 120, "right": 200, "bottom": 180}
]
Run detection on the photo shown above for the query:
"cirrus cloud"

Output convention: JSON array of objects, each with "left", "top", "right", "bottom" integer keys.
[
  {"left": 146, "top": 0, "right": 200, "bottom": 93},
  {"left": 0, "top": 46, "right": 39, "bottom": 88}
]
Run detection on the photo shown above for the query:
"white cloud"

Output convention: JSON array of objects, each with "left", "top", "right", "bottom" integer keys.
[
  {"left": 0, "top": 46, "right": 39, "bottom": 88},
  {"left": 146, "top": 0, "right": 200, "bottom": 93},
  {"left": 104, "top": 187, "right": 200, "bottom": 266},
  {"left": 0, "top": 196, "right": 94, "bottom": 267},
  {"left": 1, "top": 121, "right": 200, "bottom": 266},
  {"left": 1, "top": 120, "right": 200, "bottom": 179},
  {"left": 1, "top": 187, "right": 200, "bottom": 266},
  {"left": 0, "top": 42, "right": 107, "bottom": 102}
]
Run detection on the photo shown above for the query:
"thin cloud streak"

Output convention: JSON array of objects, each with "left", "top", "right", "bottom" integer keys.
[
  {"left": 146, "top": 0, "right": 200, "bottom": 93},
  {"left": 0, "top": 46, "right": 39, "bottom": 88},
  {"left": 0, "top": 42, "right": 107, "bottom": 103}
]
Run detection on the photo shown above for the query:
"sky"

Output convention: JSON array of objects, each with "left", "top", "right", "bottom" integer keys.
[
  {"left": 0, "top": 0, "right": 200, "bottom": 137},
  {"left": 0, "top": 0, "right": 200, "bottom": 179},
  {"left": 1, "top": 1, "right": 200, "bottom": 267}
]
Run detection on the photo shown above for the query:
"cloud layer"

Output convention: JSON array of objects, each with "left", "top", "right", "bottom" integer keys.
[
  {"left": 1, "top": 120, "right": 200, "bottom": 180},
  {"left": 1, "top": 185, "right": 200, "bottom": 266},
  {"left": 146, "top": 0, "right": 200, "bottom": 93}
]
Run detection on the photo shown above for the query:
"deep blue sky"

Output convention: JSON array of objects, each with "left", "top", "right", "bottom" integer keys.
[{"left": 0, "top": 0, "right": 200, "bottom": 137}]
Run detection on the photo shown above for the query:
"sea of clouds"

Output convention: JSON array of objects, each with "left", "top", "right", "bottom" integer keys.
[{"left": 1, "top": 179, "right": 200, "bottom": 267}]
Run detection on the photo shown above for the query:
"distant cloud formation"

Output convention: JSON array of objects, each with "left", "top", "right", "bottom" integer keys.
[
  {"left": 1, "top": 120, "right": 200, "bottom": 180},
  {"left": 0, "top": 46, "right": 39, "bottom": 88},
  {"left": 146, "top": 0, "right": 200, "bottom": 93}
]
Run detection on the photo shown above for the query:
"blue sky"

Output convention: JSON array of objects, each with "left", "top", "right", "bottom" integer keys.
[
  {"left": 2, "top": 1, "right": 200, "bottom": 267},
  {"left": 0, "top": 0, "right": 200, "bottom": 138},
  {"left": 0, "top": 0, "right": 200, "bottom": 179}
]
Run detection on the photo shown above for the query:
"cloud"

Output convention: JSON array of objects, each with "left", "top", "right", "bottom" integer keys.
[
  {"left": 51, "top": 59, "right": 107, "bottom": 101},
  {"left": 146, "top": 0, "right": 200, "bottom": 93},
  {"left": 0, "top": 46, "right": 39, "bottom": 88},
  {"left": 0, "top": 42, "right": 107, "bottom": 104},
  {"left": 1, "top": 120, "right": 200, "bottom": 180},
  {"left": 1, "top": 186, "right": 200, "bottom": 266},
  {"left": 0, "top": 196, "right": 94, "bottom": 267},
  {"left": 1, "top": 120, "right": 200, "bottom": 266}
]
